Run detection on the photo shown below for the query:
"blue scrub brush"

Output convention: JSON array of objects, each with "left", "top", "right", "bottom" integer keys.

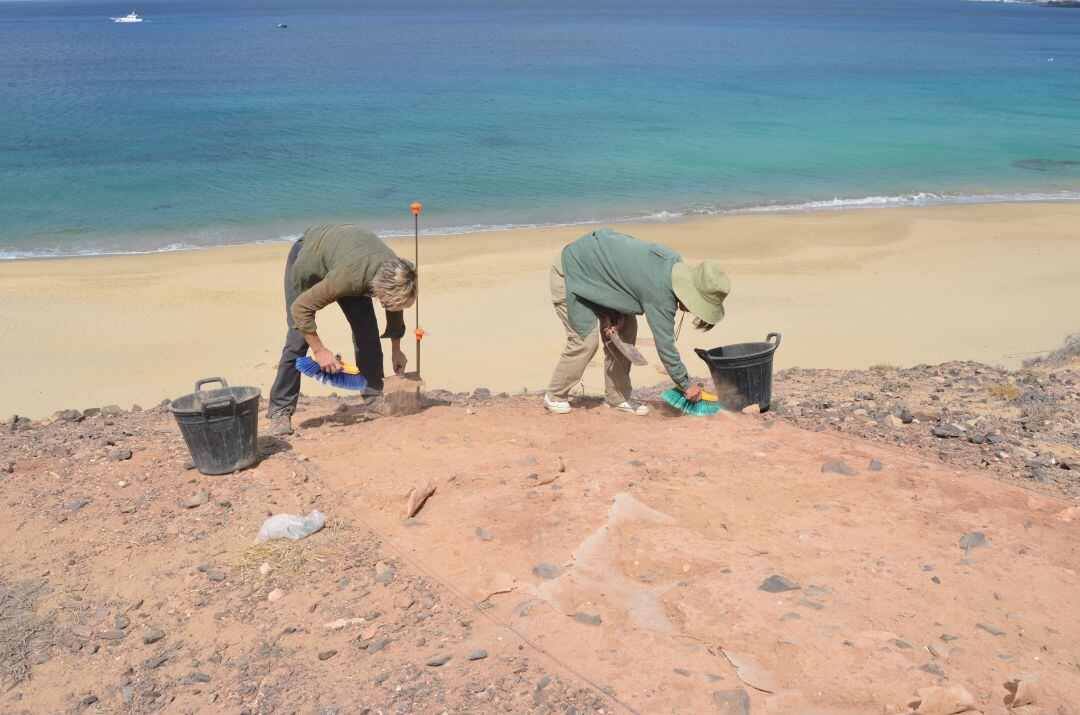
[
  {"left": 660, "top": 386, "right": 724, "bottom": 416},
  {"left": 295, "top": 355, "right": 367, "bottom": 391}
]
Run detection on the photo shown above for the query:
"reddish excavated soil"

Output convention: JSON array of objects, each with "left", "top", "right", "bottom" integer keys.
[{"left": 2, "top": 380, "right": 1078, "bottom": 714}]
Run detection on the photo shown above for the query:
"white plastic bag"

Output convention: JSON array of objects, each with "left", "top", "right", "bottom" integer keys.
[{"left": 255, "top": 510, "right": 327, "bottom": 541}]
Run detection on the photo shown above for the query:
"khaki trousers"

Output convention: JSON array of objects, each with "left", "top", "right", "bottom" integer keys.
[{"left": 546, "top": 258, "right": 637, "bottom": 404}]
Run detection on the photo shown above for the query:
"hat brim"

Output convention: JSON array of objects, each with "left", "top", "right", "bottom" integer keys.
[{"left": 671, "top": 262, "right": 725, "bottom": 325}]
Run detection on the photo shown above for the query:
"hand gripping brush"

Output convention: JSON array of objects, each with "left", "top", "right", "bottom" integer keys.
[
  {"left": 660, "top": 385, "right": 724, "bottom": 416},
  {"left": 295, "top": 354, "right": 368, "bottom": 391}
]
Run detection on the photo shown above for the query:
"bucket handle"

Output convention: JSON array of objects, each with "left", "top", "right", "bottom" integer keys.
[
  {"left": 694, "top": 347, "right": 709, "bottom": 360},
  {"left": 766, "top": 333, "right": 781, "bottom": 349},
  {"left": 194, "top": 377, "right": 235, "bottom": 416},
  {"left": 195, "top": 377, "right": 229, "bottom": 392}
]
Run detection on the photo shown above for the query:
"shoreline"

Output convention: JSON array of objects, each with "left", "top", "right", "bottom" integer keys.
[
  {"left": 4, "top": 201, "right": 1080, "bottom": 419},
  {"left": 4, "top": 190, "right": 1080, "bottom": 262}
]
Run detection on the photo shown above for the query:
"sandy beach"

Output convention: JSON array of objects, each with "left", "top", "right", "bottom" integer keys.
[{"left": 3, "top": 201, "right": 1079, "bottom": 418}]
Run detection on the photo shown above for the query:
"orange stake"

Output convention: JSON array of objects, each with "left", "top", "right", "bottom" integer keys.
[{"left": 411, "top": 203, "right": 422, "bottom": 380}]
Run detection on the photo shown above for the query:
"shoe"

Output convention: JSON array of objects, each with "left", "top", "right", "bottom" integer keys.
[
  {"left": 543, "top": 393, "right": 572, "bottom": 414},
  {"left": 607, "top": 400, "right": 650, "bottom": 416},
  {"left": 270, "top": 412, "right": 294, "bottom": 436}
]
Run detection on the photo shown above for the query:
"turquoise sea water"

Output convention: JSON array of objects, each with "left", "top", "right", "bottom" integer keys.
[{"left": 1, "top": 0, "right": 1078, "bottom": 258}]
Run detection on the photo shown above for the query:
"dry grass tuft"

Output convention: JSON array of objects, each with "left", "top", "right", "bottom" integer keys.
[
  {"left": 869, "top": 363, "right": 897, "bottom": 373},
  {"left": 231, "top": 540, "right": 324, "bottom": 581},
  {"left": 0, "top": 579, "right": 55, "bottom": 689},
  {"left": 987, "top": 381, "right": 1022, "bottom": 401}
]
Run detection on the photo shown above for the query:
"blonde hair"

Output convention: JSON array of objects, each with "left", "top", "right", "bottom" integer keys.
[{"left": 370, "top": 258, "right": 417, "bottom": 310}]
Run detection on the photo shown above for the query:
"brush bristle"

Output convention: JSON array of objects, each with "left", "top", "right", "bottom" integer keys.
[
  {"left": 294, "top": 357, "right": 368, "bottom": 391},
  {"left": 660, "top": 388, "right": 724, "bottom": 416}
]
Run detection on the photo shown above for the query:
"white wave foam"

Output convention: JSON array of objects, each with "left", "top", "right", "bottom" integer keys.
[{"left": 3, "top": 190, "right": 1079, "bottom": 261}]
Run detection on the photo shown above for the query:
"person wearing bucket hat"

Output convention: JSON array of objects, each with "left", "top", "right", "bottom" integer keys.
[{"left": 544, "top": 227, "right": 729, "bottom": 415}]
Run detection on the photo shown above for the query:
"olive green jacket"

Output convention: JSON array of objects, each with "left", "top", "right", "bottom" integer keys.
[
  {"left": 561, "top": 228, "right": 689, "bottom": 389},
  {"left": 289, "top": 224, "right": 405, "bottom": 338}
]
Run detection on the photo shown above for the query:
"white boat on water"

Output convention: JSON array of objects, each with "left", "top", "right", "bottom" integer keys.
[{"left": 112, "top": 11, "right": 143, "bottom": 23}]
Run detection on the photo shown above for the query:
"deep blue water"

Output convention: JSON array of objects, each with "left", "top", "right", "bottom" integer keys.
[{"left": 1, "top": 0, "right": 1078, "bottom": 258}]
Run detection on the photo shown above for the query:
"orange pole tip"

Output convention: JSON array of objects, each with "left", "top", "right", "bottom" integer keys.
[
  {"left": 411, "top": 202, "right": 422, "bottom": 215},
  {"left": 415, "top": 327, "right": 426, "bottom": 340}
]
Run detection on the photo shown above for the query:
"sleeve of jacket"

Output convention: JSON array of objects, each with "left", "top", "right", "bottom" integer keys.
[
  {"left": 644, "top": 298, "right": 691, "bottom": 390},
  {"left": 380, "top": 310, "right": 406, "bottom": 339},
  {"left": 290, "top": 267, "right": 352, "bottom": 334}
]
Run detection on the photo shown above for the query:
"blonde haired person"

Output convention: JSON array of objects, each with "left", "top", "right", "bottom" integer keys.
[
  {"left": 544, "top": 227, "right": 729, "bottom": 415},
  {"left": 268, "top": 224, "right": 417, "bottom": 435}
]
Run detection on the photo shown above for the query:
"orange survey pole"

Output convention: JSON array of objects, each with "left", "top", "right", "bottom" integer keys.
[{"left": 411, "top": 202, "right": 423, "bottom": 380}]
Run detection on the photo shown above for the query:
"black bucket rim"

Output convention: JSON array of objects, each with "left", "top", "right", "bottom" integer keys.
[
  {"left": 168, "top": 376, "right": 261, "bottom": 415},
  {"left": 695, "top": 332, "right": 781, "bottom": 362}
]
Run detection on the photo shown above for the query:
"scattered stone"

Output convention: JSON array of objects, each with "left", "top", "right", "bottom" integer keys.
[
  {"left": 142, "top": 629, "right": 164, "bottom": 645},
  {"left": 932, "top": 423, "right": 964, "bottom": 439},
  {"left": 145, "top": 654, "right": 167, "bottom": 670},
  {"left": 366, "top": 637, "right": 390, "bottom": 653},
  {"left": 82, "top": 695, "right": 99, "bottom": 706},
  {"left": 193, "top": 673, "right": 211, "bottom": 683},
  {"left": 911, "top": 683, "right": 975, "bottom": 715},
  {"left": 183, "top": 490, "right": 210, "bottom": 509},
  {"left": 940, "top": 634, "right": 958, "bottom": 642},
  {"left": 711, "top": 686, "right": 751, "bottom": 715},
  {"left": 976, "top": 622, "right": 1006, "bottom": 636},
  {"left": 571, "top": 612, "right": 601, "bottom": 626},
  {"left": 883, "top": 414, "right": 904, "bottom": 429},
  {"left": 57, "top": 409, "right": 83, "bottom": 422},
  {"left": 868, "top": 458, "right": 883, "bottom": 471},
  {"left": 66, "top": 498, "right": 90, "bottom": 511},
  {"left": 206, "top": 571, "right": 226, "bottom": 582},
  {"left": 107, "top": 448, "right": 133, "bottom": 461},
  {"left": 115, "top": 615, "right": 131, "bottom": 630},
  {"left": 467, "top": 649, "right": 488, "bottom": 661},
  {"left": 98, "top": 630, "right": 126, "bottom": 641},
  {"left": 317, "top": 649, "right": 337, "bottom": 661},
  {"left": 532, "top": 563, "right": 561, "bottom": 580},
  {"left": 475, "top": 527, "right": 492, "bottom": 541},
  {"left": 101, "top": 405, "right": 123, "bottom": 417},
  {"left": 797, "top": 598, "right": 823, "bottom": 610},
  {"left": 740, "top": 404, "right": 760, "bottom": 415},
  {"left": 958, "top": 531, "right": 987, "bottom": 555},
  {"left": 758, "top": 575, "right": 800, "bottom": 593},
  {"left": 267, "top": 588, "right": 285, "bottom": 602},
  {"left": 820, "top": 459, "right": 856, "bottom": 476},
  {"left": 918, "top": 662, "right": 945, "bottom": 677},
  {"left": 405, "top": 480, "right": 436, "bottom": 518},
  {"left": 425, "top": 654, "right": 451, "bottom": 667}
]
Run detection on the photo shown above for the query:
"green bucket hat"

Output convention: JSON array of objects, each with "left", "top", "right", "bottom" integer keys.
[{"left": 671, "top": 261, "right": 730, "bottom": 325}]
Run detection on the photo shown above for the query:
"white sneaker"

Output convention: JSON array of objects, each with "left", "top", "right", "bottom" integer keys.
[
  {"left": 608, "top": 401, "right": 650, "bottom": 416},
  {"left": 543, "top": 393, "right": 572, "bottom": 414}
]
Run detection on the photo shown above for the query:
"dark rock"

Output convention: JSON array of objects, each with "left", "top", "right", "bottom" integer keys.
[
  {"left": 674, "top": 668, "right": 693, "bottom": 677},
  {"left": 899, "top": 409, "right": 914, "bottom": 424},
  {"left": 82, "top": 695, "right": 99, "bottom": 706},
  {"left": 712, "top": 687, "right": 751, "bottom": 715},
  {"left": 571, "top": 612, "right": 602, "bottom": 626},
  {"left": 473, "top": 388, "right": 491, "bottom": 400},
  {"left": 317, "top": 649, "right": 337, "bottom": 661},
  {"left": 101, "top": 405, "right": 123, "bottom": 417},
  {"left": 967, "top": 432, "right": 987, "bottom": 445},
  {"left": 532, "top": 563, "right": 561, "bottom": 580},
  {"left": 797, "top": 598, "right": 823, "bottom": 610},
  {"left": 932, "top": 423, "right": 964, "bottom": 439},
  {"left": 759, "top": 575, "right": 800, "bottom": 593},
  {"left": 107, "top": 448, "right": 133, "bottom": 461},
  {"left": 467, "top": 649, "right": 487, "bottom": 661},
  {"left": 820, "top": 460, "right": 856, "bottom": 476},
  {"left": 425, "top": 654, "right": 452, "bottom": 667},
  {"left": 976, "top": 622, "right": 1005, "bottom": 636},
  {"left": 66, "top": 499, "right": 90, "bottom": 511},
  {"left": 206, "top": 571, "right": 226, "bottom": 582},
  {"left": 940, "top": 634, "right": 958, "bottom": 642},
  {"left": 57, "top": 409, "right": 83, "bottom": 422},
  {"left": 918, "top": 662, "right": 945, "bottom": 677},
  {"left": 366, "top": 637, "right": 390, "bottom": 653},
  {"left": 98, "top": 630, "right": 126, "bottom": 640},
  {"left": 145, "top": 654, "right": 167, "bottom": 670},
  {"left": 193, "top": 673, "right": 210, "bottom": 683},
  {"left": 958, "top": 531, "right": 987, "bottom": 555},
  {"left": 868, "top": 458, "right": 883, "bottom": 471},
  {"left": 115, "top": 615, "right": 131, "bottom": 630},
  {"left": 475, "top": 527, "right": 492, "bottom": 541}
]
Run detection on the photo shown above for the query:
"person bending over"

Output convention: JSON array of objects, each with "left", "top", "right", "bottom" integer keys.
[
  {"left": 544, "top": 227, "right": 729, "bottom": 415},
  {"left": 268, "top": 223, "right": 417, "bottom": 435}
]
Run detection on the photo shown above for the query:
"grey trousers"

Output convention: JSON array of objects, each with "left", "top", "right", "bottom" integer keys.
[
  {"left": 545, "top": 257, "right": 636, "bottom": 404},
  {"left": 267, "top": 239, "right": 385, "bottom": 418}
]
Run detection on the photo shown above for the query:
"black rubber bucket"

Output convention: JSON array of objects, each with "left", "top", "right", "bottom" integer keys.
[
  {"left": 169, "top": 377, "right": 261, "bottom": 475},
  {"left": 695, "top": 333, "right": 781, "bottom": 412}
]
